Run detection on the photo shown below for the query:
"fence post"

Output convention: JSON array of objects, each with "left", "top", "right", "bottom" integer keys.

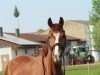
[{"left": 87, "top": 62, "right": 89, "bottom": 75}]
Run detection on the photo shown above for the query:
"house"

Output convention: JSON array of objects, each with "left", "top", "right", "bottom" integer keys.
[
  {"left": 0, "top": 27, "right": 40, "bottom": 71},
  {"left": 6, "top": 32, "right": 47, "bottom": 43}
]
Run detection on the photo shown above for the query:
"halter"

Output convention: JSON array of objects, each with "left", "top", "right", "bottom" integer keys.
[
  {"left": 47, "top": 37, "right": 61, "bottom": 52},
  {"left": 47, "top": 33, "right": 66, "bottom": 54}
]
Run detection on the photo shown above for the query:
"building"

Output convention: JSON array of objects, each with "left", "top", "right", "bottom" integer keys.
[
  {"left": 86, "top": 25, "right": 100, "bottom": 62},
  {"left": 0, "top": 28, "right": 40, "bottom": 71}
]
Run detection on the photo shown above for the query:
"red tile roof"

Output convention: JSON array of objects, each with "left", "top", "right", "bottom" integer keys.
[{"left": 6, "top": 33, "right": 80, "bottom": 42}]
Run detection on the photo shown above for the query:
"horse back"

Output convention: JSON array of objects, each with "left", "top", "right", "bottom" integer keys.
[{"left": 5, "top": 54, "right": 44, "bottom": 75}]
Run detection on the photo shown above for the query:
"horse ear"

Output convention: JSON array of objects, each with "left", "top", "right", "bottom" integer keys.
[
  {"left": 48, "top": 18, "right": 53, "bottom": 28},
  {"left": 59, "top": 17, "right": 64, "bottom": 26}
]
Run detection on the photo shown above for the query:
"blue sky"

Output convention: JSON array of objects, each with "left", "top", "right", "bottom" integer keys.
[{"left": 0, "top": 0, "right": 92, "bottom": 33}]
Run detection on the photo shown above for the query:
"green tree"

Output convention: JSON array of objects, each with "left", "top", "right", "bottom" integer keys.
[
  {"left": 89, "top": 0, "right": 100, "bottom": 50},
  {"left": 37, "top": 29, "right": 45, "bottom": 33},
  {"left": 14, "top": 6, "right": 20, "bottom": 28}
]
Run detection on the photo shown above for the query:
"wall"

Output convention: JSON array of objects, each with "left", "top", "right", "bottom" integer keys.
[
  {"left": 11, "top": 48, "right": 37, "bottom": 56},
  {"left": 92, "top": 51, "right": 100, "bottom": 62},
  {"left": 70, "top": 41, "right": 78, "bottom": 47},
  {"left": 11, "top": 48, "right": 26, "bottom": 57},
  {"left": 0, "top": 47, "right": 38, "bottom": 71},
  {"left": 0, "top": 47, "right": 12, "bottom": 71}
]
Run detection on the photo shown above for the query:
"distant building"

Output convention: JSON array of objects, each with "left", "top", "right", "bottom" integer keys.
[{"left": 0, "top": 27, "right": 40, "bottom": 71}]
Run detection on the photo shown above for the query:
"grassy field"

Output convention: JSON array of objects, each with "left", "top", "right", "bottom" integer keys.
[
  {"left": 0, "top": 72, "right": 3, "bottom": 75},
  {"left": 0, "top": 63, "right": 100, "bottom": 75},
  {"left": 65, "top": 63, "right": 100, "bottom": 75}
]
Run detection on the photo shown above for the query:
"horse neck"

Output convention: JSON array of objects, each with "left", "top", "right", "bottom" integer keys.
[
  {"left": 43, "top": 46, "right": 54, "bottom": 75},
  {"left": 54, "top": 61, "right": 63, "bottom": 75},
  {"left": 45, "top": 48, "right": 63, "bottom": 75}
]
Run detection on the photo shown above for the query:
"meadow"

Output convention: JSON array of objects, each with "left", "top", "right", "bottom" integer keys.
[{"left": 65, "top": 63, "right": 100, "bottom": 75}]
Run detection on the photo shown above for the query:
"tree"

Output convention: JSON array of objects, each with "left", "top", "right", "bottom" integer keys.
[
  {"left": 14, "top": 6, "right": 20, "bottom": 28},
  {"left": 89, "top": 0, "right": 100, "bottom": 50},
  {"left": 37, "top": 29, "right": 45, "bottom": 33}
]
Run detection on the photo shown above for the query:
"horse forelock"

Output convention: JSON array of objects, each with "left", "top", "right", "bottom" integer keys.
[{"left": 51, "top": 24, "right": 63, "bottom": 32}]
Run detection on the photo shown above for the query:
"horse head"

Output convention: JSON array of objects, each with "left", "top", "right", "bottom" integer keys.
[{"left": 47, "top": 17, "right": 66, "bottom": 62}]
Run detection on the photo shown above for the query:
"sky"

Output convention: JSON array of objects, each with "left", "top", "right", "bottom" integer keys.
[{"left": 0, "top": 0, "right": 92, "bottom": 33}]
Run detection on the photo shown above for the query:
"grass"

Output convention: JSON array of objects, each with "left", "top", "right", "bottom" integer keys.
[
  {"left": 0, "top": 63, "right": 100, "bottom": 75},
  {"left": 65, "top": 63, "right": 100, "bottom": 75},
  {"left": 0, "top": 71, "right": 3, "bottom": 75}
]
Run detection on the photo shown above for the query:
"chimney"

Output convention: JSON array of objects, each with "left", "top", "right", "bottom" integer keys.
[
  {"left": 15, "top": 28, "right": 20, "bottom": 37},
  {"left": 0, "top": 27, "right": 3, "bottom": 37}
]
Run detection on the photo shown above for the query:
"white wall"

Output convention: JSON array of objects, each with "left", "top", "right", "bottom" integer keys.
[
  {"left": 0, "top": 47, "right": 37, "bottom": 71},
  {"left": 16, "top": 48, "right": 36, "bottom": 55},
  {"left": 11, "top": 48, "right": 36, "bottom": 56},
  {"left": 11, "top": 48, "right": 26, "bottom": 57},
  {"left": 0, "top": 47, "right": 12, "bottom": 71},
  {"left": 11, "top": 49, "right": 16, "bottom": 57},
  {"left": 92, "top": 51, "right": 100, "bottom": 62}
]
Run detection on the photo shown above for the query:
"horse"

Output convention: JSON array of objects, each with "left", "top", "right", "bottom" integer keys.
[
  {"left": 47, "top": 17, "right": 66, "bottom": 75},
  {"left": 5, "top": 17, "right": 66, "bottom": 75}
]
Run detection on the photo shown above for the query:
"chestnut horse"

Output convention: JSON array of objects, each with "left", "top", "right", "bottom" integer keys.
[{"left": 5, "top": 17, "right": 66, "bottom": 75}]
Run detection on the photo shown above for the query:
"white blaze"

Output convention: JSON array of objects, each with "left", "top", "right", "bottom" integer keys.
[{"left": 53, "top": 33, "right": 60, "bottom": 56}]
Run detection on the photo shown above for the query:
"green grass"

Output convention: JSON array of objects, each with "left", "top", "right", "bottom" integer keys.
[
  {"left": 65, "top": 63, "right": 100, "bottom": 75},
  {"left": 0, "top": 71, "right": 3, "bottom": 75},
  {"left": 1, "top": 63, "right": 100, "bottom": 75}
]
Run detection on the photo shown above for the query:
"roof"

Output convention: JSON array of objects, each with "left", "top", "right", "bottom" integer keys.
[
  {"left": 0, "top": 33, "right": 40, "bottom": 46},
  {"left": 20, "top": 33, "right": 47, "bottom": 42},
  {"left": 0, "top": 39, "right": 20, "bottom": 47},
  {"left": 66, "top": 35, "right": 80, "bottom": 41},
  {"left": 6, "top": 33, "right": 47, "bottom": 43},
  {"left": 6, "top": 32, "right": 79, "bottom": 43},
  {"left": 64, "top": 20, "right": 88, "bottom": 41},
  {"left": 67, "top": 20, "right": 89, "bottom": 25}
]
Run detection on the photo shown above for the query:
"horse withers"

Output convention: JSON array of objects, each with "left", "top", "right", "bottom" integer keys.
[{"left": 5, "top": 17, "right": 66, "bottom": 75}]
